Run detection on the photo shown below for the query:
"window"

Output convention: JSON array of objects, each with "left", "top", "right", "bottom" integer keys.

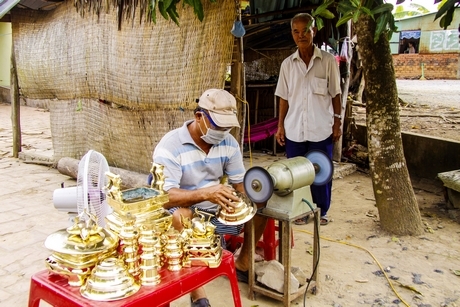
[{"left": 399, "top": 30, "right": 421, "bottom": 54}]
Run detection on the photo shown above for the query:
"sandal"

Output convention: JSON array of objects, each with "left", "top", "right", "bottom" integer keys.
[
  {"left": 320, "top": 216, "right": 330, "bottom": 226},
  {"left": 294, "top": 214, "right": 311, "bottom": 225},
  {"left": 191, "top": 297, "right": 211, "bottom": 307}
]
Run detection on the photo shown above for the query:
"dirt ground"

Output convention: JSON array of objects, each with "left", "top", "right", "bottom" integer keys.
[
  {"left": 298, "top": 79, "right": 460, "bottom": 307},
  {"left": 1, "top": 79, "right": 459, "bottom": 307},
  {"left": 353, "top": 79, "right": 460, "bottom": 143}
]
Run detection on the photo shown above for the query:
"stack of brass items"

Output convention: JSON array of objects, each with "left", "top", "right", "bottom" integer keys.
[
  {"left": 104, "top": 163, "right": 172, "bottom": 235},
  {"left": 44, "top": 210, "right": 118, "bottom": 287},
  {"left": 80, "top": 257, "right": 140, "bottom": 301},
  {"left": 104, "top": 163, "right": 172, "bottom": 287},
  {"left": 43, "top": 163, "right": 227, "bottom": 301},
  {"left": 181, "top": 210, "right": 223, "bottom": 268},
  {"left": 216, "top": 190, "right": 257, "bottom": 226}
]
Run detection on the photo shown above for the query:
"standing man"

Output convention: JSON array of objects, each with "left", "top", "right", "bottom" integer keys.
[
  {"left": 275, "top": 13, "right": 342, "bottom": 225},
  {"left": 153, "top": 89, "right": 267, "bottom": 307}
]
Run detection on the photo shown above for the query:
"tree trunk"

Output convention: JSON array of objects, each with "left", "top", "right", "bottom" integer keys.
[{"left": 355, "top": 15, "right": 423, "bottom": 236}]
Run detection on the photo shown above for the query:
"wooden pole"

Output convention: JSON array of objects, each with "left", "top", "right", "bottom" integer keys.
[
  {"left": 10, "top": 41, "right": 21, "bottom": 158},
  {"left": 231, "top": 36, "right": 246, "bottom": 150},
  {"left": 332, "top": 21, "right": 352, "bottom": 162}
]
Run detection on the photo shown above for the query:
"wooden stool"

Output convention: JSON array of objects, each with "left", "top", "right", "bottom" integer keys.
[
  {"left": 29, "top": 250, "right": 242, "bottom": 307},
  {"left": 247, "top": 209, "right": 320, "bottom": 307},
  {"left": 224, "top": 218, "right": 294, "bottom": 261}
]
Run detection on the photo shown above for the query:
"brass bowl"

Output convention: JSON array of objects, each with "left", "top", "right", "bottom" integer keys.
[{"left": 45, "top": 228, "right": 119, "bottom": 255}]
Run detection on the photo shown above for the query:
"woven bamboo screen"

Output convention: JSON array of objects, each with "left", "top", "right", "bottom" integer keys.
[{"left": 11, "top": 0, "right": 236, "bottom": 173}]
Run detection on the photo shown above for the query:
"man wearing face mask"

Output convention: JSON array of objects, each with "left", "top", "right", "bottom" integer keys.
[{"left": 153, "top": 89, "right": 267, "bottom": 307}]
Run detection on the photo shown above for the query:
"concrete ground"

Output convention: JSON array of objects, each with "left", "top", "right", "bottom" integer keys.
[{"left": 0, "top": 104, "right": 356, "bottom": 307}]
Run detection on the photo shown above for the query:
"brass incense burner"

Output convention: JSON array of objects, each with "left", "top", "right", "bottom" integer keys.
[
  {"left": 80, "top": 257, "right": 140, "bottom": 301},
  {"left": 216, "top": 190, "right": 257, "bottom": 226},
  {"left": 104, "top": 163, "right": 172, "bottom": 235},
  {"left": 44, "top": 210, "right": 118, "bottom": 286},
  {"left": 181, "top": 210, "right": 222, "bottom": 268}
]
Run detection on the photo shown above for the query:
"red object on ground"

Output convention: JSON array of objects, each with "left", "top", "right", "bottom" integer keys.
[{"left": 28, "top": 250, "right": 242, "bottom": 307}]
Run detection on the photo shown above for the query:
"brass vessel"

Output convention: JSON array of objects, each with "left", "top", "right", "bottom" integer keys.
[
  {"left": 44, "top": 210, "right": 119, "bottom": 286},
  {"left": 161, "top": 227, "right": 184, "bottom": 271},
  {"left": 80, "top": 257, "right": 140, "bottom": 301},
  {"left": 181, "top": 210, "right": 223, "bottom": 268},
  {"left": 216, "top": 191, "right": 257, "bottom": 226}
]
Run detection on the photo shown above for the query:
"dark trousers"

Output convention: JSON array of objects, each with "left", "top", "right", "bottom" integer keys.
[{"left": 285, "top": 136, "right": 333, "bottom": 217}]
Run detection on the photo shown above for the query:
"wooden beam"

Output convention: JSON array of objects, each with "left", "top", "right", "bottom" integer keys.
[{"left": 10, "top": 41, "right": 21, "bottom": 158}]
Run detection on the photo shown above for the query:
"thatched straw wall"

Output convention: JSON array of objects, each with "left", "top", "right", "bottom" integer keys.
[{"left": 10, "top": 0, "right": 236, "bottom": 173}]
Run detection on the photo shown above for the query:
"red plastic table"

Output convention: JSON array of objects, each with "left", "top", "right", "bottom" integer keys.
[{"left": 29, "top": 250, "right": 242, "bottom": 307}]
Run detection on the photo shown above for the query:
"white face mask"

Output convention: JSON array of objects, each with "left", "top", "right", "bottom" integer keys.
[{"left": 199, "top": 114, "right": 231, "bottom": 145}]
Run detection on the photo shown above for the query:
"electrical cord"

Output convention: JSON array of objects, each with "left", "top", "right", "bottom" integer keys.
[
  {"left": 300, "top": 198, "right": 320, "bottom": 307},
  {"left": 294, "top": 208, "right": 411, "bottom": 307}
]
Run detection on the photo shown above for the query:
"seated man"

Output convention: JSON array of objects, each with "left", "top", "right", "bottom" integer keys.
[{"left": 153, "top": 88, "right": 267, "bottom": 307}]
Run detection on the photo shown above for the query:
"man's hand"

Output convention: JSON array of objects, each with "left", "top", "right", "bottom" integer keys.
[
  {"left": 332, "top": 118, "right": 342, "bottom": 142},
  {"left": 275, "top": 126, "right": 286, "bottom": 146},
  {"left": 204, "top": 184, "right": 240, "bottom": 212}
]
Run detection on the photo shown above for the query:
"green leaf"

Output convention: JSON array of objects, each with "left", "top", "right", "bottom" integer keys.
[
  {"left": 76, "top": 100, "right": 82, "bottom": 112},
  {"left": 336, "top": 14, "right": 353, "bottom": 27},
  {"left": 371, "top": 3, "right": 393, "bottom": 15},
  {"left": 167, "top": 5, "right": 180, "bottom": 25},
  {"left": 352, "top": 9, "right": 360, "bottom": 23},
  {"left": 337, "top": 1, "right": 356, "bottom": 14},
  {"left": 192, "top": 0, "right": 204, "bottom": 21},
  {"left": 150, "top": 0, "right": 157, "bottom": 23},
  {"left": 350, "top": 0, "right": 360, "bottom": 7},
  {"left": 313, "top": 0, "right": 334, "bottom": 16},
  {"left": 162, "top": 0, "right": 173, "bottom": 9},
  {"left": 374, "top": 13, "right": 389, "bottom": 43},
  {"left": 434, "top": 0, "right": 457, "bottom": 20},
  {"left": 388, "top": 13, "right": 398, "bottom": 33},
  {"left": 360, "top": 6, "right": 373, "bottom": 18},
  {"left": 439, "top": 6, "right": 455, "bottom": 29},
  {"left": 316, "top": 16, "right": 324, "bottom": 31},
  {"left": 158, "top": 1, "right": 169, "bottom": 20},
  {"left": 318, "top": 8, "right": 335, "bottom": 19}
]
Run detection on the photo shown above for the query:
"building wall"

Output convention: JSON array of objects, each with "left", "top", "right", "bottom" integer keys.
[
  {"left": 0, "top": 22, "right": 12, "bottom": 87},
  {"left": 393, "top": 53, "right": 460, "bottom": 79},
  {"left": 390, "top": 9, "right": 460, "bottom": 79}
]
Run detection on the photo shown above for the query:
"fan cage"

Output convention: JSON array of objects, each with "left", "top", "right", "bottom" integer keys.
[{"left": 76, "top": 150, "right": 111, "bottom": 227}]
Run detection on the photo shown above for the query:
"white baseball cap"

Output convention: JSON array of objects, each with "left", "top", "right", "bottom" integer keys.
[{"left": 197, "top": 89, "right": 240, "bottom": 128}]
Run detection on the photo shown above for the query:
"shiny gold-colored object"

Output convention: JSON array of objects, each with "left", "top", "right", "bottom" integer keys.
[
  {"left": 104, "top": 170, "right": 171, "bottom": 234},
  {"left": 104, "top": 166, "right": 172, "bottom": 285},
  {"left": 118, "top": 215, "right": 140, "bottom": 278},
  {"left": 44, "top": 210, "right": 119, "bottom": 286},
  {"left": 80, "top": 257, "right": 140, "bottom": 301},
  {"left": 138, "top": 226, "right": 162, "bottom": 286},
  {"left": 181, "top": 210, "right": 222, "bottom": 268},
  {"left": 216, "top": 191, "right": 257, "bottom": 226},
  {"left": 162, "top": 227, "right": 184, "bottom": 271}
]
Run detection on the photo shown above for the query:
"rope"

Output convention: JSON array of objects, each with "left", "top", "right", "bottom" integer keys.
[{"left": 294, "top": 228, "right": 412, "bottom": 307}]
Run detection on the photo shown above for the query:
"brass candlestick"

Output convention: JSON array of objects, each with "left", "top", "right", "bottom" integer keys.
[
  {"left": 138, "top": 225, "right": 162, "bottom": 286},
  {"left": 161, "top": 227, "right": 184, "bottom": 271}
]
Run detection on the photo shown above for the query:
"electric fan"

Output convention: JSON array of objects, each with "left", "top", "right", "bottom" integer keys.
[{"left": 53, "top": 150, "right": 112, "bottom": 227}]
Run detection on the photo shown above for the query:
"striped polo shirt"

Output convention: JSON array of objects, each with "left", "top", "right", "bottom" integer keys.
[{"left": 152, "top": 120, "right": 246, "bottom": 211}]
